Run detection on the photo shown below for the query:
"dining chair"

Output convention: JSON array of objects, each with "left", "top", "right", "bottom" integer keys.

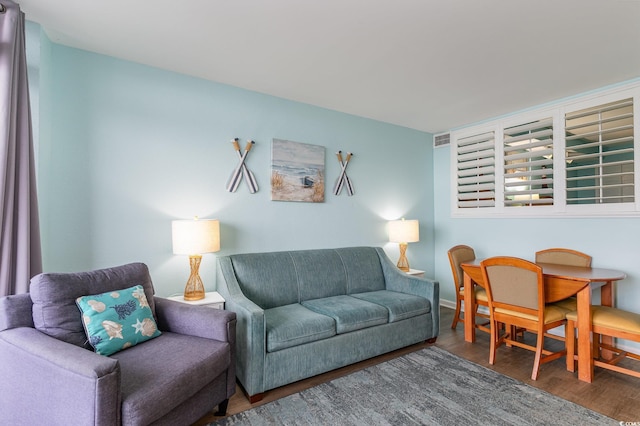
[
  {"left": 566, "top": 306, "right": 640, "bottom": 379},
  {"left": 535, "top": 248, "right": 592, "bottom": 311},
  {"left": 447, "top": 245, "right": 489, "bottom": 332},
  {"left": 480, "top": 256, "right": 567, "bottom": 380}
]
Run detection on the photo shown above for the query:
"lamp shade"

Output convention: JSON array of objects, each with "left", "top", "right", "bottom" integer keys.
[
  {"left": 172, "top": 219, "right": 220, "bottom": 255},
  {"left": 388, "top": 219, "right": 419, "bottom": 243}
]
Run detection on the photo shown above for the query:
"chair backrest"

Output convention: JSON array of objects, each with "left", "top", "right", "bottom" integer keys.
[
  {"left": 480, "top": 256, "right": 544, "bottom": 315},
  {"left": 535, "top": 248, "right": 591, "bottom": 267},
  {"left": 447, "top": 245, "right": 475, "bottom": 292}
]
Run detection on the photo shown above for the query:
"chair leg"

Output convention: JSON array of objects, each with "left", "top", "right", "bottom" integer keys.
[
  {"left": 489, "top": 320, "right": 498, "bottom": 365},
  {"left": 566, "top": 320, "right": 576, "bottom": 372},
  {"left": 531, "top": 332, "right": 545, "bottom": 380},
  {"left": 593, "top": 332, "right": 601, "bottom": 359},
  {"left": 452, "top": 298, "right": 463, "bottom": 329},
  {"left": 214, "top": 399, "right": 229, "bottom": 416}
]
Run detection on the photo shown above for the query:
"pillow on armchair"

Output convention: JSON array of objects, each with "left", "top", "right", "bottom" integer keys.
[
  {"left": 30, "top": 263, "right": 156, "bottom": 349},
  {"left": 76, "top": 284, "right": 161, "bottom": 356}
]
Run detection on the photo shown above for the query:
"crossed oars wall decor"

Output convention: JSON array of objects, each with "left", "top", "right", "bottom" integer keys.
[
  {"left": 226, "top": 138, "right": 258, "bottom": 193},
  {"left": 333, "top": 151, "right": 354, "bottom": 196}
]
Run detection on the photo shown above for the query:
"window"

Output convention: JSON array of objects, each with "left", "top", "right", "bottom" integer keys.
[
  {"left": 565, "top": 98, "right": 634, "bottom": 205},
  {"left": 452, "top": 82, "right": 639, "bottom": 217},
  {"left": 503, "top": 118, "right": 554, "bottom": 207},
  {"left": 455, "top": 131, "right": 496, "bottom": 208}
]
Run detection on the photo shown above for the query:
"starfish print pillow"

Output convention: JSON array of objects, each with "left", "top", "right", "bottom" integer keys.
[{"left": 76, "top": 284, "right": 161, "bottom": 356}]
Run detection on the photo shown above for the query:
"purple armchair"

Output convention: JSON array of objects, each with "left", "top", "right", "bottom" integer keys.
[{"left": 0, "top": 263, "right": 236, "bottom": 426}]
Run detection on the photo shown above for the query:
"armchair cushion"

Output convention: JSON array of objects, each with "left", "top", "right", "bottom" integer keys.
[
  {"left": 76, "top": 285, "right": 161, "bottom": 356},
  {"left": 112, "top": 331, "right": 231, "bottom": 426},
  {"left": 30, "top": 263, "right": 155, "bottom": 349}
]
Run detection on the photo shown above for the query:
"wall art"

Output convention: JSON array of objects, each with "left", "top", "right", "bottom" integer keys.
[
  {"left": 271, "top": 138, "right": 325, "bottom": 203},
  {"left": 333, "top": 151, "right": 354, "bottom": 196},
  {"left": 226, "top": 138, "right": 258, "bottom": 194}
]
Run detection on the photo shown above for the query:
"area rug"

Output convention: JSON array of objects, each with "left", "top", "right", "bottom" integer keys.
[{"left": 212, "top": 346, "right": 616, "bottom": 425}]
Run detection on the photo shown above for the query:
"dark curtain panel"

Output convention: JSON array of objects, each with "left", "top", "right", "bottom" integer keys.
[{"left": 0, "top": 1, "right": 42, "bottom": 296}]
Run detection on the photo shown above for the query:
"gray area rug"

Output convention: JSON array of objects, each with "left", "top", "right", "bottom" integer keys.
[{"left": 212, "top": 346, "right": 615, "bottom": 425}]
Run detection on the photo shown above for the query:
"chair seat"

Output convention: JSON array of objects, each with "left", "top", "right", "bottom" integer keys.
[
  {"left": 496, "top": 304, "right": 568, "bottom": 324},
  {"left": 566, "top": 306, "right": 640, "bottom": 335},
  {"left": 552, "top": 297, "right": 577, "bottom": 311},
  {"left": 459, "top": 286, "right": 488, "bottom": 302}
]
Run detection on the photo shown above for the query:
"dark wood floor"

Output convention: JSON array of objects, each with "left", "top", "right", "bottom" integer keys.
[{"left": 195, "top": 307, "right": 640, "bottom": 424}]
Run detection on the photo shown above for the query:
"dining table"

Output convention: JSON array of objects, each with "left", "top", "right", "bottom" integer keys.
[{"left": 460, "top": 258, "right": 626, "bottom": 383}]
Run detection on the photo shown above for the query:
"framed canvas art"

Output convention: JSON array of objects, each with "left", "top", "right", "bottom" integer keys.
[{"left": 271, "top": 139, "right": 325, "bottom": 202}]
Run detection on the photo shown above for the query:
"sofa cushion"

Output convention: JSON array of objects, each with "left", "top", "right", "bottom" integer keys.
[
  {"left": 350, "top": 290, "right": 430, "bottom": 323},
  {"left": 30, "top": 263, "right": 156, "bottom": 349},
  {"left": 231, "top": 252, "right": 299, "bottom": 309},
  {"left": 291, "top": 250, "right": 348, "bottom": 301},
  {"left": 76, "top": 285, "right": 161, "bottom": 356},
  {"left": 302, "top": 295, "right": 388, "bottom": 334},
  {"left": 112, "top": 331, "right": 230, "bottom": 426},
  {"left": 335, "top": 247, "right": 386, "bottom": 294},
  {"left": 265, "top": 303, "right": 336, "bottom": 352}
]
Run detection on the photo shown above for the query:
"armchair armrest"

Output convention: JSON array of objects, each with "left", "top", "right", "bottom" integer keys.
[
  {"left": 0, "top": 294, "right": 34, "bottom": 331},
  {"left": 0, "top": 328, "right": 120, "bottom": 426},
  {"left": 154, "top": 297, "right": 236, "bottom": 343}
]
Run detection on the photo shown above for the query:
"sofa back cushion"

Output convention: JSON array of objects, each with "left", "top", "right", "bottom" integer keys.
[
  {"left": 291, "top": 249, "right": 347, "bottom": 301},
  {"left": 30, "top": 263, "right": 155, "bottom": 349},
  {"left": 228, "top": 247, "right": 386, "bottom": 309},
  {"left": 335, "top": 247, "right": 386, "bottom": 294},
  {"left": 231, "top": 252, "right": 300, "bottom": 309}
]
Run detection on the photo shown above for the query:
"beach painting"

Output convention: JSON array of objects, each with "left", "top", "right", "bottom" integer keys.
[{"left": 271, "top": 139, "right": 325, "bottom": 202}]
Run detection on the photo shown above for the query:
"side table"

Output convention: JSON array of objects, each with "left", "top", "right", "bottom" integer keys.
[
  {"left": 167, "top": 291, "right": 225, "bottom": 309},
  {"left": 406, "top": 269, "right": 425, "bottom": 278}
]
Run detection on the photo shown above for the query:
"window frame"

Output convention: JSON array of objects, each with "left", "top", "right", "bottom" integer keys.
[{"left": 451, "top": 81, "right": 640, "bottom": 218}]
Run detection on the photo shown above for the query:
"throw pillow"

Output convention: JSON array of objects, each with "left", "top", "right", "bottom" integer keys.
[{"left": 76, "top": 284, "right": 161, "bottom": 356}]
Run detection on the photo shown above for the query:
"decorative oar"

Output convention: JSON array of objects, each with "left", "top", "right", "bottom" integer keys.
[
  {"left": 232, "top": 139, "right": 258, "bottom": 193},
  {"left": 333, "top": 151, "right": 354, "bottom": 196},
  {"left": 333, "top": 151, "right": 345, "bottom": 195},
  {"left": 226, "top": 143, "right": 250, "bottom": 193}
]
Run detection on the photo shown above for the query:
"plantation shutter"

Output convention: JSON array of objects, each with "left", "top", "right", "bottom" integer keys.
[
  {"left": 503, "top": 118, "right": 554, "bottom": 206},
  {"left": 565, "top": 98, "right": 634, "bottom": 204},
  {"left": 456, "top": 131, "right": 495, "bottom": 208}
]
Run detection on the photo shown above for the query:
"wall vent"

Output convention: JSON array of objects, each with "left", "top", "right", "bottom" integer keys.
[{"left": 434, "top": 133, "right": 450, "bottom": 148}]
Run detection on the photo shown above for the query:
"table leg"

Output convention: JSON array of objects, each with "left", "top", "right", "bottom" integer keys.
[
  {"left": 576, "top": 286, "right": 594, "bottom": 383},
  {"left": 463, "top": 272, "right": 476, "bottom": 343}
]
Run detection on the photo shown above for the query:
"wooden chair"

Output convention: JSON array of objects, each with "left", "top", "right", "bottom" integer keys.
[
  {"left": 535, "top": 248, "right": 592, "bottom": 311},
  {"left": 480, "top": 256, "right": 567, "bottom": 380},
  {"left": 566, "top": 306, "right": 640, "bottom": 379},
  {"left": 447, "top": 245, "right": 489, "bottom": 332}
]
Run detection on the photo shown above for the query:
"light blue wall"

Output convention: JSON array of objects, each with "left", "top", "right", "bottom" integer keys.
[{"left": 29, "top": 26, "right": 435, "bottom": 297}]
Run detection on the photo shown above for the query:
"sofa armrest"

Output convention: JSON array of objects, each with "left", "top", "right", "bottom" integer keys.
[
  {"left": 376, "top": 247, "right": 440, "bottom": 335},
  {"left": 154, "top": 297, "right": 236, "bottom": 343},
  {"left": 0, "top": 328, "right": 120, "bottom": 426},
  {"left": 216, "top": 257, "right": 266, "bottom": 397}
]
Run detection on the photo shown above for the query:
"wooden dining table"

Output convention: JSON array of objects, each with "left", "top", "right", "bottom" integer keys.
[{"left": 460, "top": 258, "right": 626, "bottom": 383}]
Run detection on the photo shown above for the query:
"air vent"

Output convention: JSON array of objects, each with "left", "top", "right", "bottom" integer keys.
[{"left": 434, "top": 133, "right": 450, "bottom": 147}]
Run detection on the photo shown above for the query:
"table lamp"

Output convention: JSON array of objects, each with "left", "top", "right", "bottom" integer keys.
[
  {"left": 388, "top": 218, "right": 419, "bottom": 272},
  {"left": 172, "top": 217, "right": 220, "bottom": 301}
]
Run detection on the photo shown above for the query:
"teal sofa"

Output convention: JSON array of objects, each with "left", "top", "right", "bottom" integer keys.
[{"left": 216, "top": 246, "right": 439, "bottom": 402}]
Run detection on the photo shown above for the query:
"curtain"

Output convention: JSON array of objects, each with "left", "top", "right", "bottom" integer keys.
[{"left": 0, "top": 0, "right": 42, "bottom": 296}]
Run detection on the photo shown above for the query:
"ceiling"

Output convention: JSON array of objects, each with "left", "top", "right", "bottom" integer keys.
[{"left": 16, "top": 0, "right": 640, "bottom": 134}]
